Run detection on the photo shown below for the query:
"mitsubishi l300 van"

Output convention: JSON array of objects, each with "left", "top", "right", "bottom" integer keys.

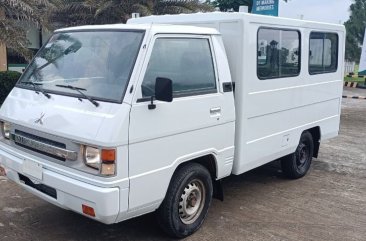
[{"left": 0, "top": 13, "right": 345, "bottom": 238}]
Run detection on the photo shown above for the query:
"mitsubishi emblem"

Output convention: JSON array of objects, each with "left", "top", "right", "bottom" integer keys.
[{"left": 35, "top": 113, "right": 45, "bottom": 125}]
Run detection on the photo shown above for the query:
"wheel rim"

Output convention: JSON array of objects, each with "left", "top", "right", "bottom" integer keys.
[
  {"left": 178, "top": 179, "right": 206, "bottom": 225},
  {"left": 295, "top": 142, "right": 310, "bottom": 173}
]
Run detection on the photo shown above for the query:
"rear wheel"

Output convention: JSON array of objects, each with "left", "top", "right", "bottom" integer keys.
[
  {"left": 157, "top": 163, "right": 213, "bottom": 238},
  {"left": 281, "top": 131, "right": 314, "bottom": 179}
]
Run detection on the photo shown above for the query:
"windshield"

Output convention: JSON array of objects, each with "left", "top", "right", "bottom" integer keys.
[{"left": 17, "top": 30, "right": 145, "bottom": 103}]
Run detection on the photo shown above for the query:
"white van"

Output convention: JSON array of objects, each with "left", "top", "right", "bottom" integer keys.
[{"left": 0, "top": 13, "right": 345, "bottom": 238}]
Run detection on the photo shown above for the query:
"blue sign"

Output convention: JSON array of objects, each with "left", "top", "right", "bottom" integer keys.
[{"left": 251, "top": 0, "right": 279, "bottom": 16}]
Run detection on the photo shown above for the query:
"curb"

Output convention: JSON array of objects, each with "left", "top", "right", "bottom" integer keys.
[
  {"left": 342, "top": 95, "right": 366, "bottom": 100},
  {"left": 344, "top": 82, "right": 366, "bottom": 89},
  {"left": 344, "top": 82, "right": 358, "bottom": 88}
]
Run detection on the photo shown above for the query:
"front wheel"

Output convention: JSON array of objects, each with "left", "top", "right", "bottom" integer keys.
[
  {"left": 281, "top": 131, "right": 314, "bottom": 179},
  {"left": 157, "top": 163, "right": 213, "bottom": 238}
]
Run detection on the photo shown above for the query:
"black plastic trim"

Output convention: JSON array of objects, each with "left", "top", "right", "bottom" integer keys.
[
  {"left": 19, "top": 173, "right": 57, "bottom": 199},
  {"left": 223, "top": 82, "right": 233, "bottom": 92}
]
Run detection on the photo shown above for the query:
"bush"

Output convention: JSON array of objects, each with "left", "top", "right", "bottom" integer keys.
[{"left": 0, "top": 71, "right": 21, "bottom": 104}]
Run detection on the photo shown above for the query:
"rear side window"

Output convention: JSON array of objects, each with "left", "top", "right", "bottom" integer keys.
[
  {"left": 309, "top": 32, "right": 338, "bottom": 74},
  {"left": 141, "top": 38, "right": 216, "bottom": 98},
  {"left": 257, "top": 28, "right": 301, "bottom": 79}
]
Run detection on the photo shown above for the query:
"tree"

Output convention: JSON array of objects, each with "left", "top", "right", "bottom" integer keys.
[
  {"left": 344, "top": 0, "right": 366, "bottom": 62},
  {"left": 0, "top": 0, "right": 54, "bottom": 58},
  {"left": 213, "top": 0, "right": 289, "bottom": 13},
  {"left": 51, "top": 0, "right": 213, "bottom": 27}
]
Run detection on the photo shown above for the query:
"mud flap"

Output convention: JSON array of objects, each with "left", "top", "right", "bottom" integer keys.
[{"left": 213, "top": 180, "right": 224, "bottom": 201}]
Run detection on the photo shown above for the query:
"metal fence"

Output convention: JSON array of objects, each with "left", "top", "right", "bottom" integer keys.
[{"left": 345, "top": 61, "right": 356, "bottom": 75}]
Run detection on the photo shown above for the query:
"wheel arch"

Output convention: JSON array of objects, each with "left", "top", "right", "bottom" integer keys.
[
  {"left": 304, "top": 126, "right": 321, "bottom": 158},
  {"left": 172, "top": 153, "right": 224, "bottom": 201}
]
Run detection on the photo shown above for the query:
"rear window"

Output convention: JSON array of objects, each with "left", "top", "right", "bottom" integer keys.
[{"left": 309, "top": 32, "right": 338, "bottom": 74}]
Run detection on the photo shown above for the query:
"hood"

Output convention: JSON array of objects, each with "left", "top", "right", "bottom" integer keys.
[{"left": 0, "top": 88, "right": 130, "bottom": 146}]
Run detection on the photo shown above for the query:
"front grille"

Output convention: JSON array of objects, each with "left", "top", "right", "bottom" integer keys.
[
  {"left": 19, "top": 174, "right": 57, "bottom": 199},
  {"left": 13, "top": 130, "right": 67, "bottom": 162},
  {"left": 15, "top": 130, "right": 66, "bottom": 148}
]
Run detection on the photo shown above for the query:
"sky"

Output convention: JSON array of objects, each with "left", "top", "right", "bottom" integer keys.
[{"left": 279, "top": 0, "right": 353, "bottom": 24}]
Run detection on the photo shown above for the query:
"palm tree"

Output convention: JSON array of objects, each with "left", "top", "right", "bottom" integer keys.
[
  {"left": 0, "top": 0, "right": 54, "bottom": 58},
  {"left": 51, "top": 0, "right": 213, "bottom": 27}
]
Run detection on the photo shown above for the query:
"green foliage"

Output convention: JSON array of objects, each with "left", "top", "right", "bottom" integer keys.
[
  {"left": 0, "top": 0, "right": 55, "bottom": 60},
  {"left": 344, "top": 76, "right": 366, "bottom": 83},
  {"left": 344, "top": 0, "right": 366, "bottom": 62},
  {"left": 0, "top": 71, "right": 21, "bottom": 104},
  {"left": 212, "top": 0, "right": 252, "bottom": 12},
  {"left": 50, "top": 0, "right": 214, "bottom": 27}
]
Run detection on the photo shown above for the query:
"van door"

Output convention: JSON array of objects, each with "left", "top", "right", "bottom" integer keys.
[{"left": 128, "top": 34, "right": 235, "bottom": 211}]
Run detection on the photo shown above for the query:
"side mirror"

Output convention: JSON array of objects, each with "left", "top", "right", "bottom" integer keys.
[
  {"left": 148, "top": 77, "right": 173, "bottom": 110},
  {"left": 155, "top": 77, "right": 173, "bottom": 102}
]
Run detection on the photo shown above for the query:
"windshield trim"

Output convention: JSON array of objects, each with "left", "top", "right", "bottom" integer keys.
[{"left": 16, "top": 29, "right": 146, "bottom": 104}]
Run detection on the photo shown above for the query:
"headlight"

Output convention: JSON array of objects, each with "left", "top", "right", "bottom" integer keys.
[
  {"left": 1, "top": 122, "right": 11, "bottom": 139},
  {"left": 84, "top": 146, "right": 101, "bottom": 169},
  {"left": 83, "top": 146, "right": 116, "bottom": 176}
]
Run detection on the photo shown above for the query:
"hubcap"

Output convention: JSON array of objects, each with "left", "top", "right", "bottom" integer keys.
[
  {"left": 296, "top": 143, "right": 309, "bottom": 172},
  {"left": 179, "top": 179, "right": 206, "bottom": 224}
]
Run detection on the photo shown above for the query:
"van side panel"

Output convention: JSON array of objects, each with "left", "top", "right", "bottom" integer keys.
[{"left": 232, "top": 22, "right": 344, "bottom": 175}]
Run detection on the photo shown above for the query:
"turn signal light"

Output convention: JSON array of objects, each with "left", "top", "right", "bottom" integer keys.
[
  {"left": 101, "top": 149, "right": 116, "bottom": 162},
  {"left": 82, "top": 204, "right": 95, "bottom": 217},
  {"left": 101, "top": 149, "right": 116, "bottom": 176}
]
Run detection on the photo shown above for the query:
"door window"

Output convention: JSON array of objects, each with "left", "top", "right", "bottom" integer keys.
[{"left": 141, "top": 37, "right": 217, "bottom": 98}]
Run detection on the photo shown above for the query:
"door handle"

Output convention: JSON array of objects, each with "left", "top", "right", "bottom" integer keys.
[{"left": 210, "top": 107, "right": 221, "bottom": 117}]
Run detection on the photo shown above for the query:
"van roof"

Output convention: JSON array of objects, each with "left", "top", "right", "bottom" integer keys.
[
  {"left": 128, "top": 12, "right": 345, "bottom": 32},
  {"left": 55, "top": 23, "right": 221, "bottom": 35}
]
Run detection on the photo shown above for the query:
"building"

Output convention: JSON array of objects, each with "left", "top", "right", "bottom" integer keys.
[
  {"left": 0, "top": 25, "right": 51, "bottom": 73},
  {"left": 0, "top": 44, "right": 6, "bottom": 71}
]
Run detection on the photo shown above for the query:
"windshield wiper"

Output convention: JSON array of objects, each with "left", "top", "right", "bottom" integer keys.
[
  {"left": 55, "top": 84, "right": 99, "bottom": 107},
  {"left": 27, "top": 40, "right": 82, "bottom": 80},
  {"left": 22, "top": 81, "right": 51, "bottom": 99}
]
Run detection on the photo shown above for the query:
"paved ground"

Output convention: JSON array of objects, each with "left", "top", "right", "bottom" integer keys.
[
  {"left": 1, "top": 87, "right": 366, "bottom": 241},
  {"left": 343, "top": 86, "right": 366, "bottom": 97}
]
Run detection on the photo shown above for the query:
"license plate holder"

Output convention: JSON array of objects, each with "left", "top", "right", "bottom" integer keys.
[{"left": 22, "top": 160, "right": 43, "bottom": 181}]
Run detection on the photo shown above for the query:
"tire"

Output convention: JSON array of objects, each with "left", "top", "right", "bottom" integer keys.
[
  {"left": 281, "top": 131, "right": 314, "bottom": 179},
  {"left": 157, "top": 163, "right": 213, "bottom": 238}
]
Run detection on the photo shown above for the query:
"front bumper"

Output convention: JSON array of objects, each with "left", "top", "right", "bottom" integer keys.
[{"left": 0, "top": 144, "right": 121, "bottom": 224}]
